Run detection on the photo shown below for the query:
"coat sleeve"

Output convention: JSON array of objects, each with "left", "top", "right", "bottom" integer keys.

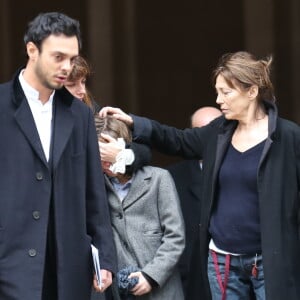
[
  {"left": 85, "top": 109, "right": 117, "bottom": 275},
  {"left": 141, "top": 169, "right": 185, "bottom": 286},
  {"left": 125, "top": 142, "right": 152, "bottom": 173},
  {"left": 132, "top": 114, "right": 211, "bottom": 160}
]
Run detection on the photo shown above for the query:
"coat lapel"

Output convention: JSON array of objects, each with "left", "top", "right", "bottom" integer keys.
[
  {"left": 15, "top": 98, "right": 48, "bottom": 166},
  {"left": 188, "top": 161, "right": 202, "bottom": 201},
  {"left": 212, "top": 122, "right": 236, "bottom": 182},
  {"left": 104, "top": 170, "right": 151, "bottom": 210},
  {"left": 13, "top": 76, "right": 48, "bottom": 167},
  {"left": 51, "top": 89, "right": 74, "bottom": 171},
  {"left": 12, "top": 74, "right": 75, "bottom": 169},
  {"left": 122, "top": 169, "right": 151, "bottom": 209}
]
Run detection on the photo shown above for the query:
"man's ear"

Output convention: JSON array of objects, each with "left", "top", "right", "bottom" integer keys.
[{"left": 26, "top": 42, "right": 39, "bottom": 61}]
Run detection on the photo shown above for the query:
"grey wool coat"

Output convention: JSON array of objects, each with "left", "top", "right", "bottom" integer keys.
[{"left": 105, "top": 166, "right": 185, "bottom": 300}]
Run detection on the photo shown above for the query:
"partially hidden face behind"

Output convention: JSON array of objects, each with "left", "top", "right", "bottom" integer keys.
[
  {"left": 98, "top": 134, "right": 117, "bottom": 178},
  {"left": 95, "top": 115, "right": 133, "bottom": 178},
  {"left": 27, "top": 34, "right": 79, "bottom": 90},
  {"left": 64, "top": 55, "right": 90, "bottom": 101},
  {"left": 64, "top": 77, "right": 86, "bottom": 100}
]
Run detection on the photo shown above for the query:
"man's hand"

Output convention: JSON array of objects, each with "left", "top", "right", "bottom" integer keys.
[
  {"left": 128, "top": 271, "right": 152, "bottom": 296},
  {"left": 93, "top": 269, "right": 112, "bottom": 293},
  {"left": 99, "top": 106, "right": 133, "bottom": 126}
]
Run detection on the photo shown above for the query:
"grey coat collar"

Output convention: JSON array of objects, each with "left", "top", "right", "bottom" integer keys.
[{"left": 105, "top": 167, "right": 153, "bottom": 209}]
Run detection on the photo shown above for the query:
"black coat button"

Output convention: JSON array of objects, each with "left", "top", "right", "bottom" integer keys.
[
  {"left": 118, "top": 213, "right": 123, "bottom": 219},
  {"left": 32, "top": 211, "right": 40, "bottom": 220},
  {"left": 36, "top": 172, "right": 43, "bottom": 180},
  {"left": 28, "top": 249, "right": 37, "bottom": 257}
]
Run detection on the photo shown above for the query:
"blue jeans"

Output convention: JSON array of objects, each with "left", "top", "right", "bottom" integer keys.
[{"left": 207, "top": 250, "right": 265, "bottom": 300}]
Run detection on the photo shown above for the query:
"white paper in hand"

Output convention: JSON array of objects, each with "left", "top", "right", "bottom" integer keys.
[{"left": 91, "top": 244, "right": 102, "bottom": 288}]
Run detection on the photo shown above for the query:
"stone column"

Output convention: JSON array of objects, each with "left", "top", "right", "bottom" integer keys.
[
  {"left": 86, "top": 0, "right": 138, "bottom": 111},
  {"left": 243, "top": 0, "right": 275, "bottom": 56},
  {"left": 0, "top": 0, "right": 12, "bottom": 81}
]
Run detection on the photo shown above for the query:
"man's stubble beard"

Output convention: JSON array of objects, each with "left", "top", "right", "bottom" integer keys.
[{"left": 35, "top": 61, "right": 63, "bottom": 91}]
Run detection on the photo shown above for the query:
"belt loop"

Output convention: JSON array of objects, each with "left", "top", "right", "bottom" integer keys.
[{"left": 211, "top": 250, "right": 231, "bottom": 300}]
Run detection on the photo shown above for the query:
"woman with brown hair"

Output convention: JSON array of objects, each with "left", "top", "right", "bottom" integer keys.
[
  {"left": 99, "top": 51, "right": 300, "bottom": 300},
  {"left": 65, "top": 55, "right": 151, "bottom": 182},
  {"left": 64, "top": 55, "right": 100, "bottom": 112}
]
